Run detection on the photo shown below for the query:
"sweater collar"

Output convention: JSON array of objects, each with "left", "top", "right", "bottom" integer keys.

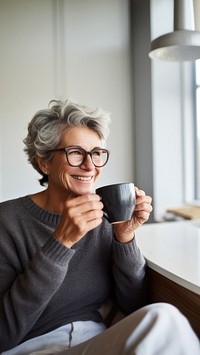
[{"left": 21, "top": 195, "right": 61, "bottom": 227}]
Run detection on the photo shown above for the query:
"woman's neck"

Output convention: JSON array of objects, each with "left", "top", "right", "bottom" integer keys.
[{"left": 31, "top": 188, "right": 75, "bottom": 214}]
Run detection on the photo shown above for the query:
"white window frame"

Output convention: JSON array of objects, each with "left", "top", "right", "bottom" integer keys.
[{"left": 194, "top": 59, "right": 200, "bottom": 200}]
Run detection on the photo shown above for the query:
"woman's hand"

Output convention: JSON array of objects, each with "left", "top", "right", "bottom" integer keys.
[
  {"left": 54, "top": 194, "right": 103, "bottom": 248},
  {"left": 113, "top": 187, "right": 153, "bottom": 244}
]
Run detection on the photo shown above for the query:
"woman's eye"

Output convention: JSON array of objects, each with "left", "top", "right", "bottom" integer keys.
[
  {"left": 69, "top": 150, "right": 82, "bottom": 156},
  {"left": 93, "top": 150, "right": 101, "bottom": 157}
]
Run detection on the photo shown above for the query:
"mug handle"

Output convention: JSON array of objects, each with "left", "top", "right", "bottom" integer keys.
[{"left": 103, "top": 211, "right": 109, "bottom": 222}]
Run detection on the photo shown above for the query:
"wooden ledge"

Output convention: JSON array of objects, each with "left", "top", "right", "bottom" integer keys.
[{"left": 147, "top": 267, "right": 200, "bottom": 338}]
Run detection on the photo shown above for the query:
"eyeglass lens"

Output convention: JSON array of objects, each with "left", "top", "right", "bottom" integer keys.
[{"left": 67, "top": 147, "right": 108, "bottom": 167}]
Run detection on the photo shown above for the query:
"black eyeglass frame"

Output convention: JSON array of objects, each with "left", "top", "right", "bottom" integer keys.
[{"left": 50, "top": 145, "right": 110, "bottom": 167}]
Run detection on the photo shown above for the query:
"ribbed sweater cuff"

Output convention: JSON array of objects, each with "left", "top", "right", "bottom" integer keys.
[
  {"left": 42, "top": 236, "right": 75, "bottom": 265},
  {"left": 113, "top": 238, "right": 142, "bottom": 261}
]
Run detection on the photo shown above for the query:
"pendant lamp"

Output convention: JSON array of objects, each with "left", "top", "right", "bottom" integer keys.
[{"left": 149, "top": 0, "right": 200, "bottom": 61}]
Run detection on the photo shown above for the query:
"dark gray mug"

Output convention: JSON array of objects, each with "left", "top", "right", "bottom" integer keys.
[{"left": 96, "top": 182, "right": 136, "bottom": 224}]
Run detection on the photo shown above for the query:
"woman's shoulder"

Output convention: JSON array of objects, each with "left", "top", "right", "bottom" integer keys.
[{"left": 0, "top": 195, "right": 27, "bottom": 217}]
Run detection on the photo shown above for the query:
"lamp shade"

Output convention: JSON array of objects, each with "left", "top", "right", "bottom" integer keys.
[
  {"left": 149, "top": 30, "right": 200, "bottom": 61},
  {"left": 149, "top": 0, "right": 200, "bottom": 61}
]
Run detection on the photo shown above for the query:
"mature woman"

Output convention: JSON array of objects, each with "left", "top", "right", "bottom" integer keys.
[{"left": 0, "top": 99, "right": 199, "bottom": 354}]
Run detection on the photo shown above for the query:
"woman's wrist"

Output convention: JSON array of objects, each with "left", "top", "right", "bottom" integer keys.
[{"left": 114, "top": 233, "right": 135, "bottom": 244}]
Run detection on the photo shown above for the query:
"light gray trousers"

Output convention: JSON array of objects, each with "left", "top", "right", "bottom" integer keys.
[{"left": 3, "top": 303, "right": 200, "bottom": 355}]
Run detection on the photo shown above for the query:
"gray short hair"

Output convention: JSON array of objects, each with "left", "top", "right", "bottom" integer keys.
[{"left": 23, "top": 99, "right": 111, "bottom": 185}]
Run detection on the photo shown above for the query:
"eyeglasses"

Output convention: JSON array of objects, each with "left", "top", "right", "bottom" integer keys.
[{"left": 51, "top": 145, "right": 109, "bottom": 167}]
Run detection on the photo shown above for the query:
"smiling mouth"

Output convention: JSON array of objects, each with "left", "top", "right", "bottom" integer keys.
[{"left": 72, "top": 175, "right": 93, "bottom": 181}]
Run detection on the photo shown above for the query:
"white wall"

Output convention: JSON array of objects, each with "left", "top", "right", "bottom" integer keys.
[
  {"left": 0, "top": 0, "right": 55, "bottom": 200},
  {"left": 0, "top": 0, "right": 134, "bottom": 201}
]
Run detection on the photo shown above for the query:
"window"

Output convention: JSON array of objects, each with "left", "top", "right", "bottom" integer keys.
[{"left": 195, "top": 59, "right": 200, "bottom": 199}]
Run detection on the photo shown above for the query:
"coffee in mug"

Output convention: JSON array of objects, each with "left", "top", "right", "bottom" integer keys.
[{"left": 96, "top": 182, "right": 135, "bottom": 224}]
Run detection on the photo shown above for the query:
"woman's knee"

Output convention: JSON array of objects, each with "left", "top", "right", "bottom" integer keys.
[
  {"left": 144, "top": 302, "right": 181, "bottom": 315},
  {"left": 123, "top": 303, "right": 199, "bottom": 355},
  {"left": 137, "top": 302, "right": 195, "bottom": 338},
  {"left": 140, "top": 302, "right": 185, "bottom": 324}
]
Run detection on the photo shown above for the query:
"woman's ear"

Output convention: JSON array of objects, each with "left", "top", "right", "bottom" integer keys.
[{"left": 35, "top": 154, "right": 49, "bottom": 175}]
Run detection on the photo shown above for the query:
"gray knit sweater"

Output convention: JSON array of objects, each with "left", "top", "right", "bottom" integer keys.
[{"left": 0, "top": 196, "right": 147, "bottom": 352}]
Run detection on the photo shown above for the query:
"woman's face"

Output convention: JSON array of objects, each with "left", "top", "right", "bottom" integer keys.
[{"left": 42, "top": 126, "right": 104, "bottom": 197}]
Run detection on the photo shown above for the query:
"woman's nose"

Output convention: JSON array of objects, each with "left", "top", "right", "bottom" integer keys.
[{"left": 81, "top": 153, "right": 94, "bottom": 170}]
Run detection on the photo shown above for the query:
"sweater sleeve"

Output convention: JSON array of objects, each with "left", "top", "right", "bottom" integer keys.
[
  {"left": 112, "top": 236, "right": 148, "bottom": 314},
  {"left": 0, "top": 235, "right": 75, "bottom": 352}
]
